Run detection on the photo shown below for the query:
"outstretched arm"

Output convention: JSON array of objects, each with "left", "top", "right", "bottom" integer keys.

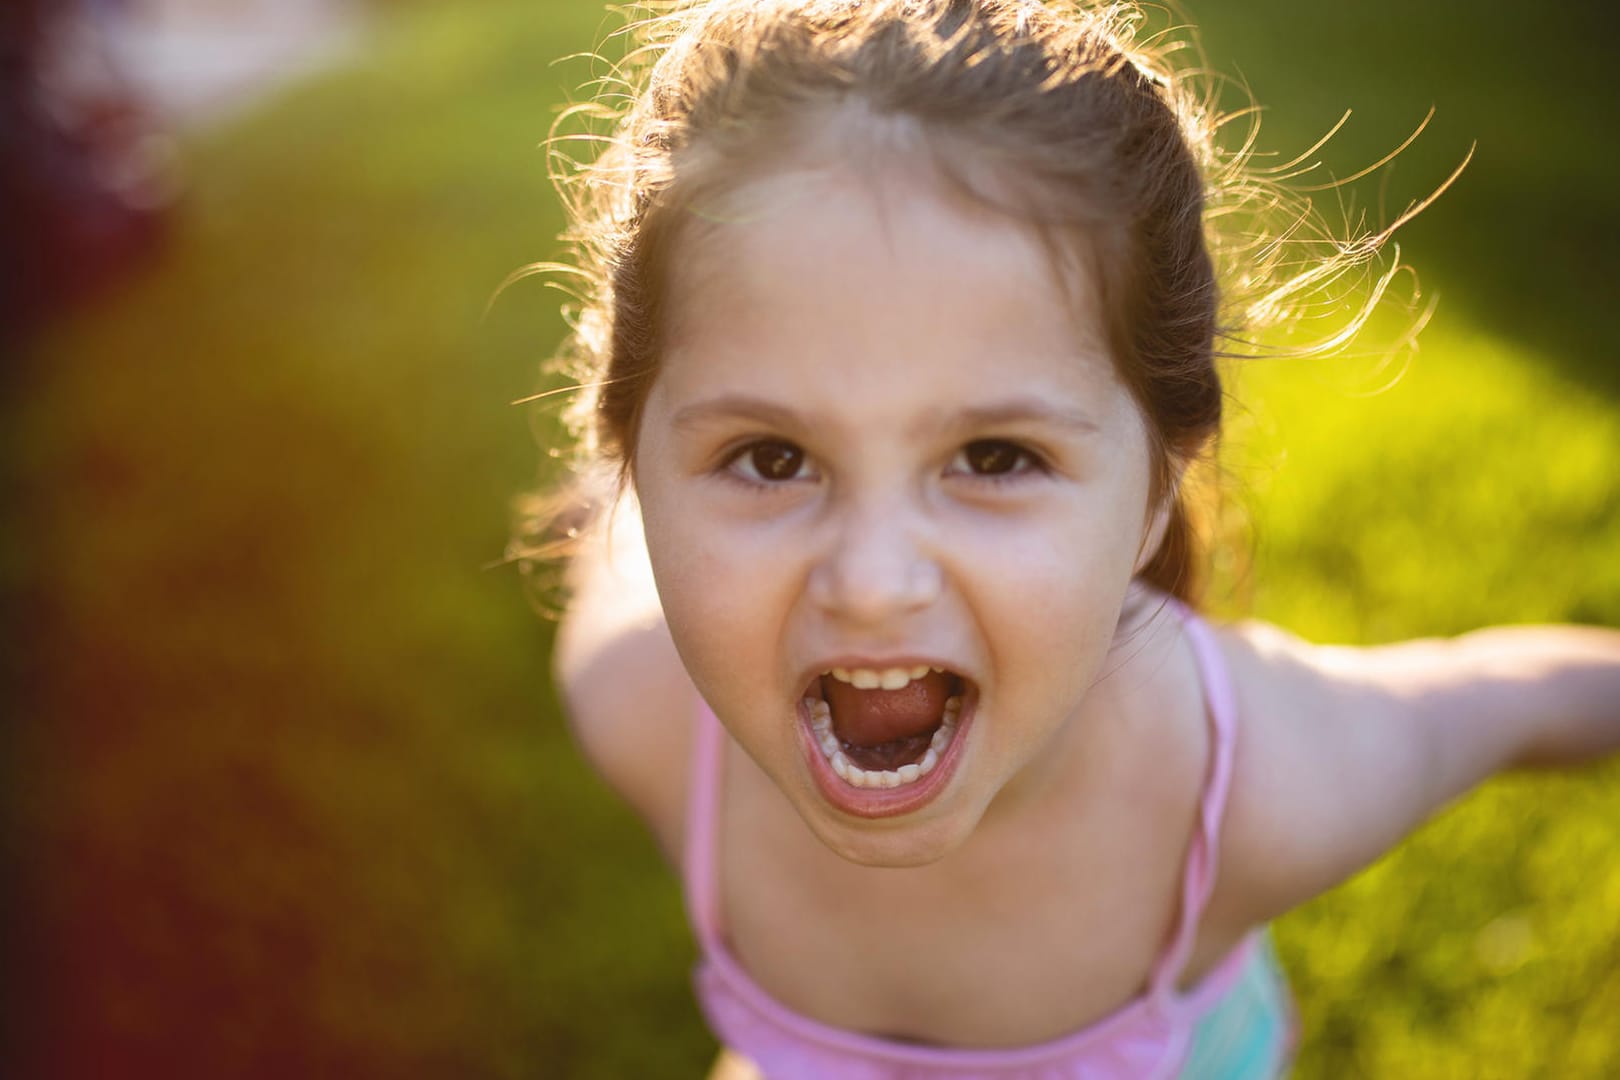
[
  {"left": 1211, "top": 620, "right": 1620, "bottom": 927},
  {"left": 552, "top": 496, "right": 694, "bottom": 859},
  {"left": 1357, "top": 624, "right": 1620, "bottom": 770}
]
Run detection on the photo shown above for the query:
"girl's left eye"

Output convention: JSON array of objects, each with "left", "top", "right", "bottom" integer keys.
[{"left": 949, "top": 439, "right": 1042, "bottom": 478}]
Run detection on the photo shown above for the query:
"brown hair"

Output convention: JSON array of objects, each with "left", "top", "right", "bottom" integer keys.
[{"left": 514, "top": 0, "right": 1440, "bottom": 606}]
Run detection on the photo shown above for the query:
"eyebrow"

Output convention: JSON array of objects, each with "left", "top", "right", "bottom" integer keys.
[
  {"left": 670, "top": 393, "right": 1101, "bottom": 437},
  {"left": 942, "top": 398, "right": 1101, "bottom": 437},
  {"left": 671, "top": 394, "right": 803, "bottom": 432}
]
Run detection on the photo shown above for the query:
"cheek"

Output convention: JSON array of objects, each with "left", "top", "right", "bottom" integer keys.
[
  {"left": 994, "top": 533, "right": 1134, "bottom": 656},
  {"left": 953, "top": 498, "right": 1143, "bottom": 600},
  {"left": 639, "top": 487, "right": 790, "bottom": 701},
  {"left": 948, "top": 492, "right": 1146, "bottom": 683},
  {"left": 642, "top": 509, "right": 723, "bottom": 634}
]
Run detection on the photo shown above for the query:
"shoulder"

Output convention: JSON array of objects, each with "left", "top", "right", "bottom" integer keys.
[
  {"left": 1200, "top": 619, "right": 1443, "bottom": 929},
  {"left": 553, "top": 499, "right": 696, "bottom": 860},
  {"left": 1203, "top": 617, "right": 1620, "bottom": 929}
]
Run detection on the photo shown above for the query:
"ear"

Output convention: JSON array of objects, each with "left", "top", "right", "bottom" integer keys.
[{"left": 1132, "top": 471, "right": 1182, "bottom": 576}]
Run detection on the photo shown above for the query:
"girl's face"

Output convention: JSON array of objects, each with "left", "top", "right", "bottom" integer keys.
[{"left": 634, "top": 164, "right": 1166, "bottom": 867}]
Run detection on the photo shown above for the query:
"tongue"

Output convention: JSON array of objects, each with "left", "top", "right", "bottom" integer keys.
[{"left": 824, "top": 669, "right": 952, "bottom": 747}]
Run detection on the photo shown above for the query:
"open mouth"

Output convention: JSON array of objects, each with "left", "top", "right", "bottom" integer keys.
[{"left": 800, "top": 666, "right": 968, "bottom": 790}]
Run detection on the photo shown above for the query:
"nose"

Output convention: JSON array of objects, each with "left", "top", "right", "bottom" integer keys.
[{"left": 807, "top": 502, "right": 943, "bottom": 625}]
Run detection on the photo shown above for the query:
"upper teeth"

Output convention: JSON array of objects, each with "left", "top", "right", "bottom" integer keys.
[{"left": 829, "top": 665, "right": 936, "bottom": 690}]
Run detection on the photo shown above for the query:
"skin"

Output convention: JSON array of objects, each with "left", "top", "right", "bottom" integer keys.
[
  {"left": 553, "top": 160, "right": 1620, "bottom": 1059},
  {"left": 634, "top": 162, "right": 1169, "bottom": 868}
]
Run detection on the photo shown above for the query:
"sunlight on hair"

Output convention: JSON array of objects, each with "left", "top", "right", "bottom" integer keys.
[{"left": 508, "top": 0, "right": 1463, "bottom": 602}]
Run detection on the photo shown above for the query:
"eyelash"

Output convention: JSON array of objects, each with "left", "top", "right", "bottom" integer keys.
[
  {"left": 721, "top": 439, "right": 816, "bottom": 487},
  {"left": 719, "top": 438, "right": 1049, "bottom": 488},
  {"left": 947, "top": 439, "right": 1050, "bottom": 482}
]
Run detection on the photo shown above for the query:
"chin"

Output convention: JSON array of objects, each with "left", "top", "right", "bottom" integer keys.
[{"left": 800, "top": 803, "right": 978, "bottom": 869}]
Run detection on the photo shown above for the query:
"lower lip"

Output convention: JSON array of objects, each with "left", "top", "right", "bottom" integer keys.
[{"left": 797, "top": 690, "right": 976, "bottom": 820}]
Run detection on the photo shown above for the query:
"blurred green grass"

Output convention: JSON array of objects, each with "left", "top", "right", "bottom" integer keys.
[{"left": 8, "top": 1, "right": 1618, "bottom": 1077}]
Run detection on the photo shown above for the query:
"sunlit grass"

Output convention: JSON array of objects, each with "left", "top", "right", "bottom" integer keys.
[
  {"left": 1227, "top": 311, "right": 1620, "bottom": 639},
  {"left": 1221, "top": 308, "right": 1620, "bottom": 1077}
]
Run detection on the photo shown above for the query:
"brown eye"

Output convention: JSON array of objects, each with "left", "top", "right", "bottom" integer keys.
[
  {"left": 740, "top": 440, "right": 806, "bottom": 482},
  {"left": 959, "top": 440, "right": 1028, "bottom": 476}
]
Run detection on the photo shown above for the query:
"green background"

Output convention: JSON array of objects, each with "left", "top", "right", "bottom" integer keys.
[{"left": 9, "top": 1, "right": 1618, "bottom": 1076}]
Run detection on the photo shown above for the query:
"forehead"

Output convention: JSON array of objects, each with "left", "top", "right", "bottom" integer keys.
[{"left": 660, "top": 163, "right": 1126, "bottom": 420}]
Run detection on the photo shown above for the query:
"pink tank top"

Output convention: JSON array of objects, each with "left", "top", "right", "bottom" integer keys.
[{"left": 681, "top": 607, "right": 1273, "bottom": 1079}]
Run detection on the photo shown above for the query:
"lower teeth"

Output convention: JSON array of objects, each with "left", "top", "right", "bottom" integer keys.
[{"left": 805, "top": 695, "right": 962, "bottom": 789}]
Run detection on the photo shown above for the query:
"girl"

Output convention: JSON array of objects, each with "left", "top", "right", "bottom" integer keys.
[{"left": 523, "top": 1, "right": 1620, "bottom": 1076}]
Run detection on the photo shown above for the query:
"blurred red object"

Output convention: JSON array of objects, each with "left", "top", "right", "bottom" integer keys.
[{"left": 2, "top": 0, "right": 177, "bottom": 350}]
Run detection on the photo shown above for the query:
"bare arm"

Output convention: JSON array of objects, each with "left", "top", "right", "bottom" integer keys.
[
  {"left": 1213, "top": 621, "right": 1620, "bottom": 927},
  {"left": 1355, "top": 624, "right": 1620, "bottom": 770},
  {"left": 552, "top": 497, "right": 694, "bottom": 859}
]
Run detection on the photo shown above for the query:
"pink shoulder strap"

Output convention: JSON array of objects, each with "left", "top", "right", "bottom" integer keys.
[
  {"left": 682, "top": 697, "right": 725, "bottom": 950},
  {"left": 1147, "top": 601, "right": 1240, "bottom": 999}
]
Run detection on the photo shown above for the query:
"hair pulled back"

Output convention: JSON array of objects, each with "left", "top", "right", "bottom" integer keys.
[{"left": 519, "top": 0, "right": 1428, "bottom": 606}]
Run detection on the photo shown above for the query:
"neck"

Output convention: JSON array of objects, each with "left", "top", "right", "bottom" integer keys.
[{"left": 970, "top": 585, "right": 1184, "bottom": 837}]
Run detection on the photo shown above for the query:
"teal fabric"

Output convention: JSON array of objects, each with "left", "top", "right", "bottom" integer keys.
[{"left": 1178, "top": 931, "right": 1296, "bottom": 1078}]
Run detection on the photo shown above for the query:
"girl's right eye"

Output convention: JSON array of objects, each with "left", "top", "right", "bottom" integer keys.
[{"left": 726, "top": 440, "right": 811, "bottom": 484}]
